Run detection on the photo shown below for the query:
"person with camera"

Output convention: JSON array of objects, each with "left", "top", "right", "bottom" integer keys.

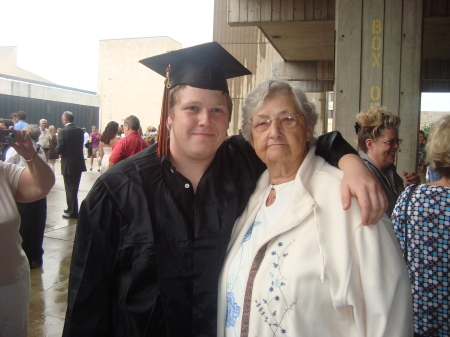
[
  {"left": 0, "top": 125, "right": 54, "bottom": 336},
  {"left": 0, "top": 119, "right": 14, "bottom": 161}
]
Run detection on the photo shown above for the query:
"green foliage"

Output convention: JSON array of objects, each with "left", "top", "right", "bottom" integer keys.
[{"left": 422, "top": 124, "right": 433, "bottom": 138}]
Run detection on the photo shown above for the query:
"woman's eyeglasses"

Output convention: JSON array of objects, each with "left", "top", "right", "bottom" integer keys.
[
  {"left": 250, "top": 114, "right": 302, "bottom": 132},
  {"left": 374, "top": 138, "right": 403, "bottom": 146}
]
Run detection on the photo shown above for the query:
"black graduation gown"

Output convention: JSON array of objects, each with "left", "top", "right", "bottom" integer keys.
[{"left": 63, "top": 132, "right": 355, "bottom": 337}]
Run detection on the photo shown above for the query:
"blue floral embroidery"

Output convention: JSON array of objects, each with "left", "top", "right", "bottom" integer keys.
[
  {"left": 254, "top": 240, "right": 298, "bottom": 335},
  {"left": 226, "top": 292, "right": 241, "bottom": 327},
  {"left": 243, "top": 221, "right": 261, "bottom": 242}
]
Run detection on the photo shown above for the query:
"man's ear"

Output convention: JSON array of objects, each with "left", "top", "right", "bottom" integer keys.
[{"left": 167, "top": 115, "right": 173, "bottom": 127}]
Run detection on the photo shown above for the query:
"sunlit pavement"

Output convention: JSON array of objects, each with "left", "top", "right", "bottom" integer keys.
[{"left": 27, "top": 160, "right": 99, "bottom": 337}]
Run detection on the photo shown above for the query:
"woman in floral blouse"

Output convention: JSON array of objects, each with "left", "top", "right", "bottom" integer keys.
[{"left": 392, "top": 114, "right": 450, "bottom": 337}]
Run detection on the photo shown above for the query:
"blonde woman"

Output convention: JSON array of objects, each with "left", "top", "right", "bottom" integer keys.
[
  {"left": 392, "top": 114, "right": 450, "bottom": 337},
  {"left": 355, "top": 106, "right": 419, "bottom": 216}
]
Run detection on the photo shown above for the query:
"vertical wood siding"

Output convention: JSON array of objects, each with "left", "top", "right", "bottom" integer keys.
[
  {"left": 228, "top": 0, "right": 335, "bottom": 23},
  {"left": 335, "top": 0, "right": 423, "bottom": 174}
]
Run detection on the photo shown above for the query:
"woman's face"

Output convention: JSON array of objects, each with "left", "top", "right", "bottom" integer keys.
[
  {"left": 250, "top": 92, "right": 311, "bottom": 168},
  {"left": 366, "top": 128, "right": 400, "bottom": 171}
]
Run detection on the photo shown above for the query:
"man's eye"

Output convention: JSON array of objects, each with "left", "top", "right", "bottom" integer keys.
[
  {"left": 211, "top": 108, "right": 224, "bottom": 114},
  {"left": 187, "top": 106, "right": 198, "bottom": 111},
  {"left": 257, "top": 121, "right": 269, "bottom": 126}
]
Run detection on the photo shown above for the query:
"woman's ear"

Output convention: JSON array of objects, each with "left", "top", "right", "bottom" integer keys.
[
  {"left": 306, "top": 127, "right": 313, "bottom": 142},
  {"left": 365, "top": 138, "right": 374, "bottom": 151}
]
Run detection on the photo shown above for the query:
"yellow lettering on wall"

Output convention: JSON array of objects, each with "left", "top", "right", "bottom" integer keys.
[
  {"left": 372, "top": 20, "right": 382, "bottom": 34},
  {"left": 372, "top": 36, "right": 382, "bottom": 50},
  {"left": 372, "top": 53, "right": 381, "bottom": 67},
  {"left": 370, "top": 20, "right": 382, "bottom": 105},
  {"left": 370, "top": 86, "right": 381, "bottom": 101}
]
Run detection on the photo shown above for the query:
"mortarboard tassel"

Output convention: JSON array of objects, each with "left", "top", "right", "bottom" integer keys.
[{"left": 157, "top": 65, "right": 172, "bottom": 157}]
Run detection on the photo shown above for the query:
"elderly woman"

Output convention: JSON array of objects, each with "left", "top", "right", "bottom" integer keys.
[
  {"left": 5, "top": 124, "right": 48, "bottom": 269},
  {"left": 0, "top": 125, "right": 54, "bottom": 336},
  {"left": 392, "top": 114, "right": 450, "bottom": 337},
  {"left": 355, "top": 107, "right": 419, "bottom": 216},
  {"left": 217, "top": 80, "right": 413, "bottom": 336}
]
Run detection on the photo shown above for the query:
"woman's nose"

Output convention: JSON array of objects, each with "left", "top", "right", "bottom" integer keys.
[{"left": 268, "top": 119, "right": 282, "bottom": 137}]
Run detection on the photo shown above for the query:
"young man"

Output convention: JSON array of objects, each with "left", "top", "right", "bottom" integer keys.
[
  {"left": 13, "top": 111, "right": 28, "bottom": 130},
  {"left": 63, "top": 43, "right": 386, "bottom": 336}
]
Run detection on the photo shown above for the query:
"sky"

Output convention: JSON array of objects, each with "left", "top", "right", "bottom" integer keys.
[
  {"left": 1, "top": 1, "right": 449, "bottom": 111},
  {"left": 420, "top": 93, "right": 450, "bottom": 112},
  {"left": 1, "top": 0, "right": 214, "bottom": 92}
]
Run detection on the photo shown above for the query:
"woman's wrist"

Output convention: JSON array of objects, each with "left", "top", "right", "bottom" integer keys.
[{"left": 23, "top": 151, "right": 38, "bottom": 162}]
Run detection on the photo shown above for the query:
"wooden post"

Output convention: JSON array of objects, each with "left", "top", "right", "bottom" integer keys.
[{"left": 334, "top": 0, "right": 423, "bottom": 176}]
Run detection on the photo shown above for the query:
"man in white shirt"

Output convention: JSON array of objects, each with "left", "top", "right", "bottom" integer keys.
[
  {"left": 82, "top": 127, "right": 89, "bottom": 160},
  {"left": 37, "top": 119, "right": 51, "bottom": 162}
]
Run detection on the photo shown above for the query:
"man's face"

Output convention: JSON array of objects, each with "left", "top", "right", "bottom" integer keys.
[
  {"left": 40, "top": 121, "right": 47, "bottom": 130},
  {"left": 167, "top": 86, "right": 230, "bottom": 162},
  {"left": 12, "top": 116, "right": 18, "bottom": 124},
  {"left": 124, "top": 124, "right": 132, "bottom": 137}
]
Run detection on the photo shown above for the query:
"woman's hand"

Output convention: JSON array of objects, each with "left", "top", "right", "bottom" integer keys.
[
  {"left": 8, "top": 129, "right": 37, "bottom": 160},
  {"left": 339, "top": 154, "right": 388, "bottom": 225},
  {"left": 403, "top": 171, "right": 421, "bottom": 185},
  {"left": 0, "top": 125, "right": 55, "bottom": 202}
]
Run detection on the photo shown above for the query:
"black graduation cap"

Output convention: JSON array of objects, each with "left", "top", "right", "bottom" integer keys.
[
  {"left": 139, "top": 42, "right": 252, "bottom": 157},
  {"left": 139, "top": 42, "right": 251, "bottom": 93}
]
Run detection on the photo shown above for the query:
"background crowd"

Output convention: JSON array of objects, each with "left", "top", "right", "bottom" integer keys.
[{"left": 0, "top": 47, "right": 448, "bottom": 335}]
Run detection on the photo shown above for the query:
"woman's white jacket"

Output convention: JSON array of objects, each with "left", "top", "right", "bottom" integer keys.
[{"left": 217, "top": 147, "right": 413, "bottom": 337}]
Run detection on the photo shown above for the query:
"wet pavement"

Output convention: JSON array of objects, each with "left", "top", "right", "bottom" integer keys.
[{"left": 27, "top": 160, "right": 100, "bottom": 337}]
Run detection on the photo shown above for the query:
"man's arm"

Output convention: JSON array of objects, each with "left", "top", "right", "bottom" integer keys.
[
  {"left": 63, "top": 182, "right": 118, "bottom": 336},
  {"left": 56, "top": 128, "right": 66, "bottom": 155},
  {"left": 231, "top": 131, "right": 387, "bottom": 225},
  {"left": 108, "top": 139, "right": 124, "bottom": 167},
  {"left": 316, "top": 131, "right": 387, "bottom": 225}
]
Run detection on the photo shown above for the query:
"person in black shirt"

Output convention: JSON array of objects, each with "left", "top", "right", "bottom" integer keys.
[{"left": 63, "top": 42, "right": 387, "bottom": 337}]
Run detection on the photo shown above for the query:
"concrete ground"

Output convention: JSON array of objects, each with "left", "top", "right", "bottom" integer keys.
[{"left": 27, "top": 159, "right": 100, "bottom": 337}]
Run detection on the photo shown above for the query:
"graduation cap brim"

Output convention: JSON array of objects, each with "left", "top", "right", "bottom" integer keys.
[{"left": 139, "top": 42, "right": 251, "bottom": 93}]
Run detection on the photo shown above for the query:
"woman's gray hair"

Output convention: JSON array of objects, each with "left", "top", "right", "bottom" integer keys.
[
  {"left": 24, "top": 124, "right": 41, "bottom": 142},
  {"left": 241, "top": 79, "right": 318, "bottom": 143}
]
